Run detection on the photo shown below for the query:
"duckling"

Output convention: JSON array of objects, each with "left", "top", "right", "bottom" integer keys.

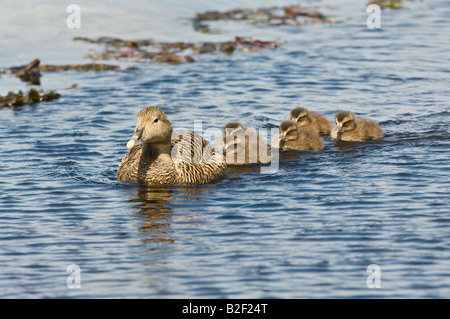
[
  {"left": 290, "top": 107, "right": 331, "bottom": 136},
  {"left": 215, "top": 122, "right": 271, "bottom": 165},
  {"left": 117, "top": 106, "right": 226, "bottom": 185},
  {"left": 331, "top": 111, "right": 383, "bottom": 142},
  {"left": 274, "top": 120, "right": 324, "bottom": 151}
]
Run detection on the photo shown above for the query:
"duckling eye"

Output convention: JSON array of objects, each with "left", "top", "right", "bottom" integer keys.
[
  {"left": 154, "top": 118, "right": 159, "bottom": 123},
  {"left": 343, "top": 121, "right": 349, "bottom": 127},
  {"left": 286, "top": 130, "right": 296, "bottom": 136}
]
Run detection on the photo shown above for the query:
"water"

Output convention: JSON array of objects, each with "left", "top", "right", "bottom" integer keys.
[{"left": 1, "top": 0, "right": 449, "bottom": 298}]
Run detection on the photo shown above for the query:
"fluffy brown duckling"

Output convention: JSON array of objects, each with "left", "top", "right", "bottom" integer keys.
[
  {"left": 331, "top": 111, "right": 383, "bottom": 142},
  {"left": 215, "top": 122, "right": 271, "bottom": 165},
  {"left": 117, "top": 106, "right": 226, "bottom": 185},
  {"left": 290, "top": 107, "right": 331, "bottom": 136},
  {"left": 273, "top": 120, "right": 324, "bottom": 151}
]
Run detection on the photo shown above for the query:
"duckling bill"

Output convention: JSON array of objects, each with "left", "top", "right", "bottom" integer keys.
[{"left": 117, "top": 106, "right": 226, "bottom": 185}]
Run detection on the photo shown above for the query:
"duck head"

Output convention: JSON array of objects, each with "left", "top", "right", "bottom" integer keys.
[{"left": 127, "top": 106, "right": 173, "bottom": 150}]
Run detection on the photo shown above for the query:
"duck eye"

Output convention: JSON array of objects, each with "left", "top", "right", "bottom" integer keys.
[{"left": 154, "top": 118, "right": 159, "bottom": 123}]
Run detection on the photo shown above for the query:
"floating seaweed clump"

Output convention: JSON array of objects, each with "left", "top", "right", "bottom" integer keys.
[
  {"left": 5, "top": 59, "right": 130, "bottom": 86},
  {"left": 74, "top": 36, "right": 283, "bottom": 65},
  {"left": 233, "top": 37, "right": 282, "bottom": 52},
  {"left": 39, "top": 63, "right": 120, "bottom": 72},
  {"left": 368, "top": 0, "right": 403, "bottom": 9},
  {"left": 193, "top": 5, "right": 335, "bottom": 33},
  {"left": 0, "top": 89, "right": 60, "bottom": 108},
  {"left": 8, "top": 59, "right": 42, "bottom": 85},
  {"left": 73, "top": 36, "right": 153, "bottom": 48}
]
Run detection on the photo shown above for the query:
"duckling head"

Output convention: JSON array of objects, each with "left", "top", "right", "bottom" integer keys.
[
  {"left": 290, "top": 107, "right": 311, "bottom": 126},
  {"left": 224, "top": 122, "right": 245, "bottom": 136},
  {"left": 126, "top": 106, "right": 173, "bottom": 150},
  {"left": 334, "top": 111, "right": 356, "bottom": 134},
  {"left": 279, "top": 120, "right": 299, "bottom": 142},
  {"left": 223, "top": 122, "right": 246, "bottom": 152}
]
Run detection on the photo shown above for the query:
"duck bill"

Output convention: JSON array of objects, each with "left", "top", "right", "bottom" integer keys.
[
  {"left": 126, "top": 130, "right": 143, "bottom": 150},
  {"left": 335, "top": 126, "right": 342, "bottom": 133},
  {"left": 278, "top": 133, "right": 286, "bottom": 142}
]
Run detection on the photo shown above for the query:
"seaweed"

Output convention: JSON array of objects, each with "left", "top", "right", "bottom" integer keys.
[
  {"left": 0, "top": 89, "right": 60, "bottom": 108},
  {"left": 73, "top": 36, "right": 152, "bottom": 48},
  {"left": 234, "top": 37, "right": 281, "bottom": 52},
  {"left": 74, "top": 36, "right": 283, "bottom": 65},
  {"left": 5, "top": 59, "right": 126, "bottom": 81},
  {"left": 0, "top": 58, "right": 135, "bottom": 110},
  {"left": 39, "top": 63, "right": 120, "bottom": 72},
  {"left": 368, "top": 0, "right": 403, "bottom": 9},
  {"left": 9, "top": 59, "right": 41, "bottom": 85},
  {"left": 193, "top": 5, "right": 335, "bottom": 33}
]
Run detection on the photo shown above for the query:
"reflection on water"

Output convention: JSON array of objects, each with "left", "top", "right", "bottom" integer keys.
[
  {"left": 132, "top": 186, "right": 174, "bottom": 214},
  {"left": 130, "top": 185, "right": 209, "bottom": 246},
  {"left": 225, "top": 163, "right": 266, "bottom": 174},
  {"left": 331, "top": 140, "right": 384, "bottom": 152},
  {"left": 131, "top": 186, "right": 174, "bottom": 245}
]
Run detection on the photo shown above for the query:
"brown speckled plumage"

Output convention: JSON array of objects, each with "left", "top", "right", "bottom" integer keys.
[
  {"left": 290, "top": 107, "right": 331, "bottom": 136},
  {"left": 117, "top": 106, "right": 226, "bottom": 185},
  {"left": 331, "top": 111, "right": 383, "bottom": 142}
]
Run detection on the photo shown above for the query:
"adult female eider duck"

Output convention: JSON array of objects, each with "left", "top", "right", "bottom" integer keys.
[
  {"left": 117, "top": 106, "right": 226, "bottom": 185},
  {"left": 290, "top": 107, "right": 331, "bottom": 136},
  {"left": 331, "top": 111, "right": 383, "bottom": 142},
  {"left": 273, "top": 120, "right": 324, "bottom": 152}
]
